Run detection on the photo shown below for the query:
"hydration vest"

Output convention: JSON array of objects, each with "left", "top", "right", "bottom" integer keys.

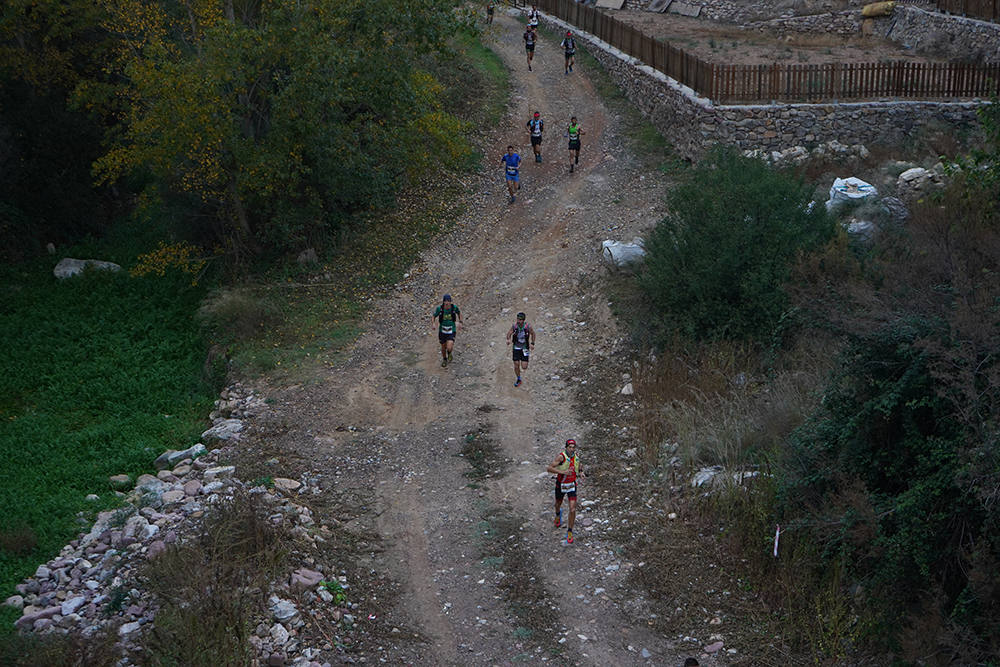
[
  {"left": 511, "top": 322, "right": 530, "bottom": 348},
  {"left": 568, "top": 123, "right": 580, "bottom": 141},
  {"left": 528, "top": 119, "right": 543, "bottom": 137}
]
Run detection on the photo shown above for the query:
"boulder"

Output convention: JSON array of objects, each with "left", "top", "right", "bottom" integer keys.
[
  {"left": 108, "top": 474, "right": 131, "bottom": 489},
  {"left": 273, "top": 478, "right": 302, "bottom": 493},
  {"left": 269, "top": 596, "right": 299, "bottom": 622},
  {"left": 203, "top": 465, "right": 236, "bottom": 482},
  {"left": 289, "top": 568, "right": 324, "bottom": 593},
  {"left": 14, "top": 605, "right": 61, "bottom": 629},
  {"left": 53, "top": 258, "right": 122, "bottom": 280},
  {"left": 846, "top": 220, "right": 876, "bottom": 243},
  {"left": 154, "top": 443, "right": 207, "bottom": 470},
  {"left": 201, "top": 419, "right": 244, "bottom": 442}
]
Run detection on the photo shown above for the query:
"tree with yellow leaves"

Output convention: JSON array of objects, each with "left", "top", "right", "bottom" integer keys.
[{"left": 93, "top": 0, "right": 466, "bottom": 263}]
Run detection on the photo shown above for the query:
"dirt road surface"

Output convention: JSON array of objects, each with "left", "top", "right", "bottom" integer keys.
[{"left": 242, "top": 12, "right": 717, "bottom": 666}]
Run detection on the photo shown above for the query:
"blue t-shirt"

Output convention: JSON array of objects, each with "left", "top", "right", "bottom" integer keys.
[{"left": 502, "top": 153, "right": 521, "bottom": 175}]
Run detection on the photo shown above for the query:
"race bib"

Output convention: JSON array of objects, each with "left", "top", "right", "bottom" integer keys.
[{"left": 560, "top": 482, "right": 576, "bottom": 494}]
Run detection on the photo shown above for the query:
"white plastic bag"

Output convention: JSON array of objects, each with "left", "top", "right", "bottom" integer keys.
[
  {"left": 602, "top": 237, "right": 646, "bottom": 269},
  {"left": 826, "top": 177, "right": 877, "bottom": 211}
]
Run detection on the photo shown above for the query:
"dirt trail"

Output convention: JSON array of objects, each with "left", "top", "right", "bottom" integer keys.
[{"left": 250, "top": 11, "right": 700, "bottom": 666}]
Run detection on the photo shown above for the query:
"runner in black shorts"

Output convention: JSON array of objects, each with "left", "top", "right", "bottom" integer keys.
[
  {"left": 523, "top": 25, "right": 537, "bottom": 71},
  {"left": 547, "top": 439, "right": 582, "bottom": 544},
  {"left": 432, "top": 294, "right": 463, "bottom": 367},
  {"left": 526, "top": 111, "right": 544, "bottom": 163},
  {"left": 505, "top": 311, "right": 536, "bottom": 387}
]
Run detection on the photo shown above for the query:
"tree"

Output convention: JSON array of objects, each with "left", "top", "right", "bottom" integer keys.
[
  {"left": 638, "top": 146, "right": 834, "bottom": 342},
  {"left": 92, "top": 0, "right": 465, "bottom": 262},
  {"left": 0, "top": 0, "right": 117, "bottom": 257}
]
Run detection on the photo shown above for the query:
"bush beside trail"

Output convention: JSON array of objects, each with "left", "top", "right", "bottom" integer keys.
[{"left": 629, "top": 131, "right": 1000, "bottom": 662}]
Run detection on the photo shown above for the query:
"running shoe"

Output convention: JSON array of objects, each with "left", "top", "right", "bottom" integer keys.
[
  {"left": 569, "top": 65, "right": 573, "bottom": 72},
  {"left": 570, "top": 164, "right": 574, "bottom": 173},
  {"left": 510, "top": 195, "right": 516, "bottom": 204},
  {"left": 566, "top": 530, "right": 574, "bottom": 544},
  {"left": 554, "top": 509, "right": 561, "bottom": 527},
  {"left": 514, "top": 377, "right": 522, "bottom": 387},
  {"left": 575, "top": 155, "right": 579, "bottom": 164},
  {"left": 448, "top": 350, "right": 453, "bottom": 361},
  {"left": 441, "top": 358, "right": 448, "bottom": 368}
]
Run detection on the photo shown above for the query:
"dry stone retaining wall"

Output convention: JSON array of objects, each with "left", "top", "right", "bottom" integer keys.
[
  {"left": 534, "top": 12, "right": 985, "bottom": 159},
  {"left": 883, "top": 5, "right": 1000, "bottom": 62}
]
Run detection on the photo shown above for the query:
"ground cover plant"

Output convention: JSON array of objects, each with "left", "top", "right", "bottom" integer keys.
[{"left": 0, "top": 260, "right": 215, "bottom": 636}]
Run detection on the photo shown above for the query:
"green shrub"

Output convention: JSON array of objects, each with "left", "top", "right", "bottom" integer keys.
[{"left": 638, "top": 146, "right": 834, "bottom": 342}]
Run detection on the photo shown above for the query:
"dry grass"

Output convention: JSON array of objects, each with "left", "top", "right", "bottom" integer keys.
[
  {"left": 138, "top": 488, "right": 294, "bottom": 666},
  {"left": 634, "top": 336, "right": 834, "bottom": 471}
]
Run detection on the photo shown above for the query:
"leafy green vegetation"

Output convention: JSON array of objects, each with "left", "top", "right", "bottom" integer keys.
[
  {"left": 0, "top": 5, "right": 512, "bottom": 649},
  {"left": 638, "top": 146, "right": 834, "bottom": 343},
  {"left": 629, "top": 136, "right": 1000, "bottom": 660},
  {"left": 0, "top": 261, "right": 215, "bottom": 622}
]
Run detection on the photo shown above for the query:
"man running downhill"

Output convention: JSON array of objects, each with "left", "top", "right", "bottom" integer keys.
[
  {"left": 505, "top": 311, "right": 536, "bottom": 387},
  {"left": 560, "top": 31, "right": 576, "bottom": 74},
  {"left": 547, "top": 439, "right": 582, "bottom": 544},
  {"left": 566, "top": 116, "right": 584, "bottom": 173},
  {"left": 526, "top": 112, "right": 544, "bottom": 163},
  {"left": 432, "top": 294, "right": 463, "bottom": 367},
  {"left": 501, "top": 145, "right": 522, "bottom": 204},
  {"left": 523, "top": 24, "right": 537, "bottom": 71}
]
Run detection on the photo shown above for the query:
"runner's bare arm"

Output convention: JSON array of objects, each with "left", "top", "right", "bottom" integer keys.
[
  {"left": 529, "top": 325, "right": 536, "bottom": 347},
  {"left": 546, "top": 453, "right": 565, "bottom": 475}
]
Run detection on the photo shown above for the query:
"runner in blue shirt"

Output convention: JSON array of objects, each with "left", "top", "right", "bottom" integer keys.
[{"left": 501, "top": 145, "right": 522, "bottom": 204}]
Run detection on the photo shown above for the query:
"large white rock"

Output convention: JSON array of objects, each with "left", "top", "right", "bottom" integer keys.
[
  {"left": 53, "top": 258, "right": 122, "bottom": 280},
  {"left": 201, "top": 419, "right": 244, "bottom": 442}
]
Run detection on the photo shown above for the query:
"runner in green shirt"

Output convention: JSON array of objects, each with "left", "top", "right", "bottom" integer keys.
[
  {"left": 431, "top": 294, "right": 463, "bottom": 367},
  {"left": 566, "top": 116, "right": 584, "bottom": 173}
]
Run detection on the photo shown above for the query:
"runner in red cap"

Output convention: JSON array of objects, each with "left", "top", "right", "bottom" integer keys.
[
  {"left": 560, "top": 31, "right": 576, "bottom": 74},
  {"left": 547, "top": 439, "right": 582, "bottom": 543}
]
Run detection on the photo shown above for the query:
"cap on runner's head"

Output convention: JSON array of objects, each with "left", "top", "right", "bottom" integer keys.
[
  {"left": 443, "top": 294, "right": 452, "bottom": 301},
  {"left": 534, "top": 112, "right": 540, "bottom": 117},
  {"left": 517, "top": 312, "right": 526, "bottom": 320},
  {"left": 567, "top": 31, "right": 572, "bottom": 35},
  {"left": 565, "top": 439, "right": 576, "bottom": 447}
]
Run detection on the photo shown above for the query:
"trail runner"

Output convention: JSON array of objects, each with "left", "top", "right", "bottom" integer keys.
[
  {"left": 505, "top": 311, "right": 536, "bottom": 387},
  {"left": 432, "top": 294, "right": 463, "bottom": 367}
]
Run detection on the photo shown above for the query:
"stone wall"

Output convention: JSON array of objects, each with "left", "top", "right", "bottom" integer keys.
[
  {"left": 533, "top": 12, "right": 985, "bottom": 159},
  {"left": 749, "top": 9, "right": 862, "bottom": 35},
  {"left": 882, "top": 5, "right": 1000, "bottom": 62}
]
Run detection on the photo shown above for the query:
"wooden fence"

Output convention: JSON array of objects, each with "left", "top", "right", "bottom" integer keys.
[
  {"left": 536, "top": 0, "right": 1000, "bottom": 103},
  {"left": 936, "top": 0, "right": 1000, "bottom": 23}
]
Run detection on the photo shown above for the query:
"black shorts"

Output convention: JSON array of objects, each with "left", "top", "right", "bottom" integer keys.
[
  {"left": 555, "top": 479, "right": 577, "bottom": 501},
  {"left": 564, "top": 49, "right": 575, "bottom": 58},
  {"left": 569, "top": 139, "right": 581, "bottom": 151},
  {"left": 530, "top": 136, "right": 542, "bottom": 146},
  {"left": 438, "top": 332, "right": 456, "bottom": 344},
  {"left": 513, "top": 347, "right": 530, "bottom": 362},
  {"left": 525, "top": 43, "right": 535, "bottom": 52}
]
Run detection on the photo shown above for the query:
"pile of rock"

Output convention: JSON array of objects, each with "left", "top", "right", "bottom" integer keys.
[
  {"left": 743, "top": 140, "right": 871, "bottom": 166},
  {"left": 895, "top": 164, "right": 947, "bottom": 200},
  {"left": 3, "top": 386, "right": 354, "bottom": 667}
]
